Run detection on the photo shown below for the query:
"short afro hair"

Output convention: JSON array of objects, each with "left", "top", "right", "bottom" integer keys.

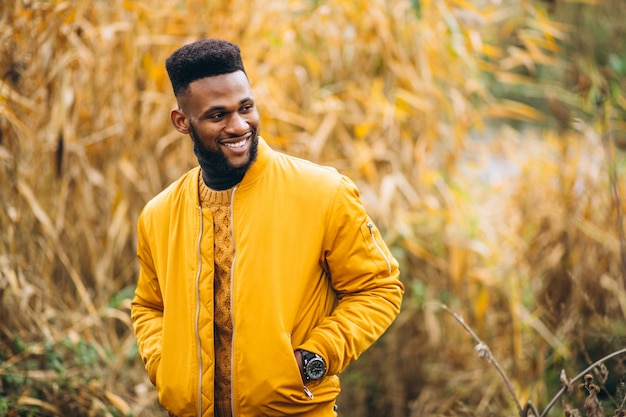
[{"left": 165, "top": 39, "right": 246, "bottom": 97}]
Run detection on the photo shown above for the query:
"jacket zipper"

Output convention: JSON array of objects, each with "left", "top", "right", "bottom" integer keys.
[
  {"left": 229, "top": 187, "right": 238, "bottom": 417},
  {"left": 367, "top": 222, "right": 391, "bottom": 274},
  {"left": 195, "top": 206, "right": 205, "bottom": 415}
]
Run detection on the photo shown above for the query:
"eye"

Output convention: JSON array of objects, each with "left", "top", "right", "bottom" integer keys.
[
  {"left": 209, "top": 112, "right": 225, "bottom": 120},
  {"left": 240, "top": 104, "right": 254, "bottom": 113}
]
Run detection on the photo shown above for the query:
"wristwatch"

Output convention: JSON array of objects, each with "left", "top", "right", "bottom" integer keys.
[{"left": 299, "top": 350, "right": 326, "bottom": 383}]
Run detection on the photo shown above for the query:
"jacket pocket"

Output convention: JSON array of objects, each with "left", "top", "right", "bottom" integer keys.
[
  {"left": 360, "top": 217, "right": 393, "bottom": 275},
  {"left": 156, "top": 323, "right": 198, "bottom": 416}
]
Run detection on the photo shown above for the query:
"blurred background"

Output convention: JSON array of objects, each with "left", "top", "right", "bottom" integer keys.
[{"left": 1, "top": 0, "right": 626, "bottom": 415}]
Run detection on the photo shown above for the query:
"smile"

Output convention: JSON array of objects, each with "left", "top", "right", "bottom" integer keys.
[{"left": 223, "top": 138, "right": 248, "bottom": 148}]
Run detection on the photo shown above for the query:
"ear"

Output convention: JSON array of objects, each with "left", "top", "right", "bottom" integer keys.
[{"left": 171, "top": 108, "right": 190, "bottom": 134}]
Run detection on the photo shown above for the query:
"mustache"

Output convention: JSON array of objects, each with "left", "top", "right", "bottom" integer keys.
[{"left": 218, "top": 131, "right": 254, "bottom": 141}]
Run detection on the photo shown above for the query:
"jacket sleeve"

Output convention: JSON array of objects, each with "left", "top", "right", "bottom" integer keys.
[
  {"left": 130, "top": 210, "right": 164, "bottom": 385},
  {"left": 298, "top": 175, "right": 404, "bottom": 376}
]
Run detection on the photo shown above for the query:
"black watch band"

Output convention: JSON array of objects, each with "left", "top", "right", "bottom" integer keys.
[{"left": 299, "top": 350, "right": 326, "bottom": 383}]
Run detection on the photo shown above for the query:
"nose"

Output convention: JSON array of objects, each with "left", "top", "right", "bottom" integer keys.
[{"left": 225, "top": 113, "right": 248, "bottom": 135}]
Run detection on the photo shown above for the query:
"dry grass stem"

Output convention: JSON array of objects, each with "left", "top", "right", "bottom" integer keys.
[{"left": 1, "top": 0, "right": 625, "bottom": 415}]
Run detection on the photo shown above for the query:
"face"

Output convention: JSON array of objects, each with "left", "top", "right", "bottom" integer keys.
[{"left": 171, "top": 71, "right": 260, "bottom": 171}]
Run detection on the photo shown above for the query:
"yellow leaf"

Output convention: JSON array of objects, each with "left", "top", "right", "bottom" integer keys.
[
  {"left": 500, "top": 46, "right": 536, "bottom": 72},
  {"left": 354, "top": 122, "right": 373, "bottom": 140},
  {"left": 494, "top": 71, "right": 537, "bottom": 85},
  {"left": 473, "top": 287, "right": 490, "bottom": 328},
  {"left": 448, "top": 244, "right": 467, "bottom": 289},
  {"left": 17, "top": 397, "right": 61, "bottom": 415},
  {"left": 105, "top": 391, "right": 132, "bottom": 415},
  {"left": 395, "top": 88, "right": 433, "bottom": 113},
  {"left": 485, "top": 99, "right": 547, "bottom": 122},
  {"left": 482, "top": 43, "right": 501, "bottom": 59}
]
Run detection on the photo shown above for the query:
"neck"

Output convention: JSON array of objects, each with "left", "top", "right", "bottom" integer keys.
[{"left": 200, "top": 166, "right": 243, "bottom": 191}]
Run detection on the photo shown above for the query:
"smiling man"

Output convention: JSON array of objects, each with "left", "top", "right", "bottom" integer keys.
[{"left": 130, "top": 39, "right": 404, "bottom": 417}]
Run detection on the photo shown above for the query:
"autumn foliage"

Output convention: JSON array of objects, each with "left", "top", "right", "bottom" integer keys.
[{"left": 1, "top": 0, "right": 626, "bottom": 416}]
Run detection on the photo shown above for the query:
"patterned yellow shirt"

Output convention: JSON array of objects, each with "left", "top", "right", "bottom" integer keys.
[{"left": 199, "top": 175, "right": 233, "bottom": 417}]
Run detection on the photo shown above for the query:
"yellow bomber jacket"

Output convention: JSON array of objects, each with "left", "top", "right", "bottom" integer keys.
[{"left": 131, "top": 138, "right": 404, "bottom": 416}]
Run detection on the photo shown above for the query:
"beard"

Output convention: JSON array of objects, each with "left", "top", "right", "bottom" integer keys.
[{"left": 189, "top": 123, "right": 259, "bottom": 190}]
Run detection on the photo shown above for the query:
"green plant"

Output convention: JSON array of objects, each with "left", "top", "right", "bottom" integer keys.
[{"left": 441, "top": 303, "right": 626, "bottom": 416}]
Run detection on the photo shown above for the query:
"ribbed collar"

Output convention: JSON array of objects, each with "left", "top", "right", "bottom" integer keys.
[{"left": 198, "top": 174, "right": 232, "bottom": 207}]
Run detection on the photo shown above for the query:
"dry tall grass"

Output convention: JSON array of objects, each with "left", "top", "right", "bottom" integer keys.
[{"left": 1, "top": 0, "right": 625, "bottom": 416}]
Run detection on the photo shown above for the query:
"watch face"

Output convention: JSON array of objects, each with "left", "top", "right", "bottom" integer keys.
[{"left": 306, "top": 358, "right": 326, "bottom": 380}]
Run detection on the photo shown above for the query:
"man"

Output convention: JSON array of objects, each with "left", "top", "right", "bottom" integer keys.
[{"left": 131, "top": 39, "right": 404, "bottom": 417}]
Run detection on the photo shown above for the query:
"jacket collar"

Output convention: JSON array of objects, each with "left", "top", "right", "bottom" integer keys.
[{"left": 237, "top": 136, "right": 272, "bottom": 190}]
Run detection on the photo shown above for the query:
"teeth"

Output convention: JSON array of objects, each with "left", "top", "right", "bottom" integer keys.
[{"left": 223, "top": 139, "right": 247, "bottom": 148}]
